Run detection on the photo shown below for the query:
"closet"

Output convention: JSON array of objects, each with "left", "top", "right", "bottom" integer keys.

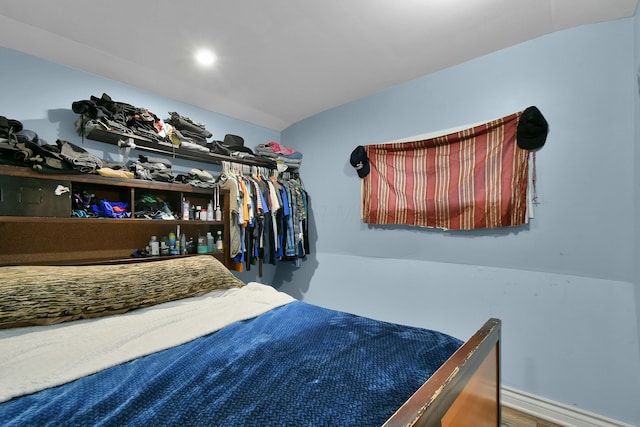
[
  {"left": 1, "top": 98, "right": 308, "bottom": 270},
  {"left": 218, "top": 161, "right": 309, "bottom": 276}
]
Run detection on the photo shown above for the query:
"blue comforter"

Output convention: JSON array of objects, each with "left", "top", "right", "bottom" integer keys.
[{"left": 0, "top": 301, "right": 462, "bottom": 427}]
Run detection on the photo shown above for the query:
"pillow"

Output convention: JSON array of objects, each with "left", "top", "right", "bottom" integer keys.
[{"left": 0, "top": 255, "right": 245, "bottom": 329}]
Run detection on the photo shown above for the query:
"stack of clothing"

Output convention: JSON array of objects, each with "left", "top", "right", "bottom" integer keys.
[
  {"left": 164, "top": 112, "right": 213, "bottom": 153},
  {"left": 134, "top": 194, "right": 175, "bottom": 220},
  {"left": 73, "top": 93, "right": 165, "bottom": 143},
  {"left": 127, "top": 155, "right": 173, "bottom": 182},
  {"left": 1, "top": 116, "right": 28, "bottom": 167},
  {"left": 255, "top": 141, "right": 302, "bottom": 170},
  {"left": 1, "top": 116, "right": 103, "bottom": 174},
  {"left": 73, "top": 94, "right": 216, "bottom": 155},
  {"left": 174, "top": 168, "right": 217, "bottom": 189},
  {"left": 53, "top": 139, "right": 103, "bottom": 173}
]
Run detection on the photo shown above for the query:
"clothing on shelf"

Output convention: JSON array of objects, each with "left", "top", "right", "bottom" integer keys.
[{"left": 255, "top": 141, "right": 303, "bottom": 169}]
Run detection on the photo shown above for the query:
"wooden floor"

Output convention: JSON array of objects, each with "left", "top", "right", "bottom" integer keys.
[{"left": 501, "top": 406, "right": 564, "bottom": 427}]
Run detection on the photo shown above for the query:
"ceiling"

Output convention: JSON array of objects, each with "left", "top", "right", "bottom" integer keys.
[{"left": 0, "top": 0, "right": 637, "bottom": 131}]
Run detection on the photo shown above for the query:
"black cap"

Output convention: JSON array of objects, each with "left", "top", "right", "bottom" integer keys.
[
  {"left": 350, "top": 145, "right": 370, "bottom": 178},
  {"left": 517, "top": 106, "right": 548, "bottom": 150}
]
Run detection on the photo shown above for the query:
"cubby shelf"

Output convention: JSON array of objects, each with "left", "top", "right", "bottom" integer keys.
[{"left": 0, "top": 164, "right": 231, "bottom": 267}]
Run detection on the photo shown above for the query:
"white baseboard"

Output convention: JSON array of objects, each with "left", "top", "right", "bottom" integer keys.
[{"left": 501, "top": 386, "right": 635, "bottom": 427}]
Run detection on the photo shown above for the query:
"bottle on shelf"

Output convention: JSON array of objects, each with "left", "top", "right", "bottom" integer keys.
[
  {"left": 149, "top": 235, "right": 160, "bottom": 256},
  {"left": 206, "top": 201, "right": 214, "bottom": 221},
  {"left": 182, "top": 198, "right": 190, "bottom": 220},
  {"left": 214, "top": 186, "right": 222, "bottom": 221},
  {"left": 180, "top": 232, "right": 187, "bottom": 255},
  {"left": 197, "top": 232, "right": 208, "bottom": 254},
  {"left": 216, "top": 230, "right": 223, "bottom": 252},
  {"left": 160, "top": 236, "right": 170, "bottom": 256},
  {"left": 169, "top": 232, "right": 177, "bottom": 255},
  {"left": 206, "top": 231, "right": 214, "bottom": 253}
]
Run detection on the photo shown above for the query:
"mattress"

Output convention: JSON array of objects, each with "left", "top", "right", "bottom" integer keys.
[{"left": 0, "top": 282, "right": 462, "bottom": 426}]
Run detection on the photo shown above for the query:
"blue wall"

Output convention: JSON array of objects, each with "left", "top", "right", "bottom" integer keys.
[
  {"left": 2, "top": 16, "right": 640, "bottom": 426},
  {"left": 280, "top": 18, "right": 640, "bottom": 426},
  {"left": 634, "top": 6, "right": 640, "bottom": 380}
]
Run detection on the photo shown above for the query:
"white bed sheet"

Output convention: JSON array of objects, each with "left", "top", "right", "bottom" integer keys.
[{"left": 0, "top": 282, "right": 294, "bottom": 403}]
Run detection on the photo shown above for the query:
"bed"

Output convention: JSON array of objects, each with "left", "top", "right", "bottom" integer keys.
[{"left": 0, "top": 255, "right": 501, "bottom": 426}]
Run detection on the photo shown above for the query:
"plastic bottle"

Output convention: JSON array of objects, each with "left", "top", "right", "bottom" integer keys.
[
  {"left": 213, "top": 186, "right": 221, "bottom": 221},
  {"left": 216, "top": 230, "right": 223, "bottom": 252},
  {"left": 206, "top": 201, "right": 214, "bottom": 221},
  {"left": 180, "top": 232, "right": 187, "bottom": 255},
  {"left": 175, "top": 226, "right": 181, "bottom": 254},
  {"left": 182, "top": 198, "right": 190, "bottom": 220},
  {"left": 200, "top": 206, "right": 208, "bottom": 221},
  {"left": 195, "top": 205, "right": 202, "bottom": 220},
  {"left": 169, "top": 232, "right": 177, "bottom": 255},
  {"left": 160, "top": 236, "right": 170, "bottom": 256},
  {"left": 149, "top": 236, "right": 160, "bottom": 256},
  {"left": 206, "top": 232, "right": 214, "bottom": 253},
  {"left": 197, "top": 232, "right": 208, "bottom": 254}
]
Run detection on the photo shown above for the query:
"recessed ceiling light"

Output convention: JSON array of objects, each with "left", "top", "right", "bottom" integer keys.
[{"left": 195, "top": 49, "right": 217, "bottom": 67}]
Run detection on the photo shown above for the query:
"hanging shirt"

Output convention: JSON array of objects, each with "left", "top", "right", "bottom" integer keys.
[{"left": 218, "top": 172, "right": 242, "bottom": 258}]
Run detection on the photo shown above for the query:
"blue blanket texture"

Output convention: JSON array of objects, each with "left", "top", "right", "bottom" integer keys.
[{"left": 0, "top": 301, "right": 462, "bottom": 427}]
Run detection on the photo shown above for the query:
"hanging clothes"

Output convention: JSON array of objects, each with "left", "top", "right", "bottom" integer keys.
[
  {"left": 217, "top": 162, "right": 310, "bottom": 275},
  {"left": 217, "top": 165, "right": 242, "bottom": 260}
]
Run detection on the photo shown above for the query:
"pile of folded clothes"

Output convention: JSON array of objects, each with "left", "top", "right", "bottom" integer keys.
[
  {"left": 164, "top": 111, "right": 212, "bottom": 153},
  {"left": 127, "top": 155, "right": 173, "bottom": 182},
  {"left": 1, "top": 115, "right": 104, "bottom": 174},
  {"left": 134, "top": 194, "right": 175, "bottom": 219},
  {"left": 173, "top": 168, "right": 216, "bottom": 188},
  {"left": 255, "top": 141, "right": 302, "bottom": 169},
  {"left": 73, "top": 93, "right": 216, "bottom": 154},
  {"left": 73, "top": 93, "right": 165, "bottom": 142},
  {"left": 0, "top": 115, "right": 27, "bottom": 167}
]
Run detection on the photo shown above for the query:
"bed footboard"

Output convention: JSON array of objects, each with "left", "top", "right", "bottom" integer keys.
[{"left": 384, "top": 318, "right": 501, "bottom": 427}]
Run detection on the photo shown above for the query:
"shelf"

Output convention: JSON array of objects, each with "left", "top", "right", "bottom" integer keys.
[
  {"left": 0, "top": 164, "right": 217, "bottom": 194},
  {"left": 0, "top": 252, "right": 226, "bottom": 267},
  {"left": 0, "top": 165, "right": 232, "bottom": 268},
  {"left": 85, "top": 127, "right": 276, "bottom": 169},
  {"left": 0, "top": 216, "right": 224, "bottom": 225}
]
